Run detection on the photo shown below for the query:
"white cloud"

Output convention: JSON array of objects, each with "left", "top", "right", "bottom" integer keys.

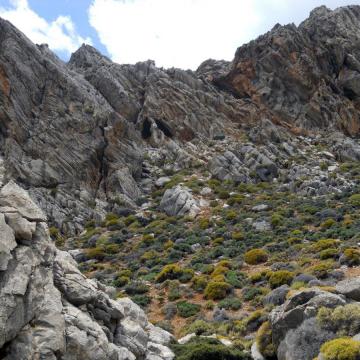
[
  {"left": 89, "top": 0, "right": 262, "bottom": 69},
  {"left": 0, "top": 0, "right": 92, "bottom": 55},
  {"left": 89, "top": 0, "right": 359, "bottom": 70}
]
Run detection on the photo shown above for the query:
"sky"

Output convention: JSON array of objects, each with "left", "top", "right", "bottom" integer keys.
[{"left": 0, "top": 0, "right": 359, "bottom": 69}]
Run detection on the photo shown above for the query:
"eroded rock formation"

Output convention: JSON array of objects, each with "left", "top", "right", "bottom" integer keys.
[{"left": 0, "top": 181, "right": 174, "bottom": 360}]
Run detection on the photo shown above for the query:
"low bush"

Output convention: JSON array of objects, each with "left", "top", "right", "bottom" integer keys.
[
  {"left": 342, "top": 248, "right": 360, "bottom": 266},
  {"left": 176, "top": 301, "right": 201, "bottom": 318},
  {"left": 271, "top": 213, "right": 284, "bottom": 227},
  {"left": 317, "top": 304, "right": 360, "bottom": 336},
  {"left": 268, "top": 271, "right": 294, "bottom": 289},
  {"left": 320, "top": 338, "right": 360, "bottom": 360},
  {"left": 131, "top": 294, "right": 151, "bottom": 308},
  {"left": 218, "top": 297, "right": 242, "bottom": 310},
  {"left": 349, "top": 194, "right": 360, "bottom": 207},
  {"left": 244, "top": 249, "right": 268, "bottom": 265},
  {"left": 172, "top": 337, "right": 251, "bottom": 360},
  {"left": 242, "top": 287, "right": 264, "bottom": 301},
  {"left": 113, "top": 275, "right": 130, "bottom": 288},
  {"left": 204, "top": 281, "right": 232, "bottom": 300},
  {"left": 313, "top": 239, "right": 339, "bottom": 252},
  {"left": 156, "top": 264, "right": 184, "bottom": 282},
  {"left": 86, "top": 247, "right": 106, "bottom": 260},
  {"left": 306, "top": 260, "right": 334, "bottom": 279},
  {"left": 192, "top": 275, "right": 209, "bottom": 292},
  {"left": 183, "top": 320, "right": 214, "bottom": 336},
  {"left": 256, "top": 321, "right": 276, "bottom": 359},
  {"left": 124, "top": 281, "right": 149, "bottom": 295},
  {"left": 232, "top": 232, "right": 244, "bottom": 241},
  {"left": 320, "top": 248, "right": 338, "bottom": 260}
]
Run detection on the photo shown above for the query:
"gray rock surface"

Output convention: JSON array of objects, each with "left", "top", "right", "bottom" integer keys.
[
  {"left": 263, "top": 285, "right": 290, "bottom": 306},
  {"left": 336, "top": 277, "right": 360, "bottom": 300},
  {"left": 269, "top": 289, "right": 346, "bottom": 360},
  {"left": 0, "top": 181, "right": 174, "bottom": 359},
  {"left": 160, "top": 185, "right": 200, "bottom": 216}
]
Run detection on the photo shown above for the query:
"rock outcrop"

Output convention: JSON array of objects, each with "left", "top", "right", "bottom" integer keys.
[
  {"left": 266, "top": 287, "right": 360, "bottom": 360},
  {"left": 0, "top": 181, "right": 174, "bottom": 359},
  {"left": 216, "top": 5, "right": 360, "bottom": 136},
  {"left": 160, "top": 185, "right": 200, "bottom": 217}
]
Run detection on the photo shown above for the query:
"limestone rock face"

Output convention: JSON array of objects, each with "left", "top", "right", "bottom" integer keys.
[
  {"left": 1, "top": 7, "right": 360, "bottom": 233},
  {"left": 216, "top": 5, "right": 360, "bottom": 136},
  {"left": 0, "top": 181, "right": 174, "bottom": 360}
]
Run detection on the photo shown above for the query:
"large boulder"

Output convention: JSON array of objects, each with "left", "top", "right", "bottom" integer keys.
[
  {"left": 335, "top": 277, "right": 360, "bottom": 301},
  {"left": 263, "top": 285, "right": 290, "bottom": 306},
  {"left": 269, "top": 289, "right": 346, "bottom": 360},
  {"left": 160, "top": 185, "right": 200, "bottom": 216},
  {"left": 209, "top": 151, "right": 250, "bottom": 183}
]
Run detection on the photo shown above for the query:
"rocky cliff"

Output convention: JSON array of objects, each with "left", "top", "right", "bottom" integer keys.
[
  {"left": 0, "top": 180, "right": 174, "bottom": 359},
  {"left": 0, "top": 6, "right": 358, "bottom": 236}
]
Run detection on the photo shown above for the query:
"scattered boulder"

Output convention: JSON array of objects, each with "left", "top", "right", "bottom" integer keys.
[
  {"left": 336, "top": 277, "right": 360, "bottom": 301},
  {"left": 209, "top": 151, "right": 249, "bottom": 183},
  {"left": 160, "top": 186, "right": 200, "bottom": 216},
  {"left": 263, "top": 285, "right": 290, "bottom": 306}
]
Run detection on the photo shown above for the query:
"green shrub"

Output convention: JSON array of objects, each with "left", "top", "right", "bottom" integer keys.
[
  {"left": 342, "top": 248, "right": 360, "bottom": 266},
  {"left": 244, "top": 249, "right": 268, "bottom": 265},
  {"left": 113, "top": 276, "right": 130, "bottom": 287},
  {"left": 321, "top": 218, "right": 336, "bottom": 229},
  {"left": 313, "top": 239, "right": 339, "bottom": 251},
  {"left": 168, "top": 281, "right": 181, "bottom": 301},
  {"left": 192, "top": 275, "right": 209, "bottom": 292},
  {"left": 320, "top": 248, "right": 338, "bottom": 260},
  {"left": 183, "top": 320, "right": 214, "bottom": 336},
  {"left": 320, "top": 338, "right": 360, "bottom": 360},
  {"left": 142, "top": 233, "right": 155, "bottom": 245},
  {"left": 306, "top": 260, "right": 334, "bottom": 279},
  {"left": 219, "top": 190, "right": 230, "bottom": 199},
  {"left": 176, "top": 301, "right": 201, "bottom": 318},
  {"left": 268, "top": 271, "right": 294, "bottom": 289},
  {"left": 242, "top": 287, "right": 264, "bottom": 301},
  {"left": 156, "top": 264, "right": 183, "bottom": 282},
  {"left": 317, "top": 304, "right": 360, "bottom": 336},
  {"left": 124, "top": 214, "right": 137, "bottom": 226},
  {"left": 199, "top": 217, "right": 211, "bottom": 230},
  {"left": 256, "top": 321, "right": 275, "bottom": 359},
  {"left": 218, "top": 297, "right": 242, "bottom": 310},
  {"left": 232, "top": 232, "right": 244, "bottom": 241},
  {"left": 125, "top": 281, "right": 149, "bottom": 295},
  {"left": 131, "top": 294, "right": 151, "bottom": 308},
  {"left": 172, "top": 338, "right": 251, "bottom": 360},
  {"left": 179, "top": 268, "right": 195, "bottom": 283},
  {"left": 271, "top": 213, "right": 284, "bottom": 227},
  {"left": 227, "top": 194, "right": 244, "bottom": 205},
  {"left": 204, "top": 281, "right": 231, "bottom": 300},
  {"left": 213, "top": 237, "right": 225, "bottom": 245},
  {"left": 226, "top": 210, "right": 237, "bottom": 221},
  {"left": 86, "top": 247, "right": 106, "bottom": 260},
  {"left": 349, "top": 194, "right": 360, "bottom": 207},
  {"left": 226, "top": 271, "right": 246, "bottom": 288}
]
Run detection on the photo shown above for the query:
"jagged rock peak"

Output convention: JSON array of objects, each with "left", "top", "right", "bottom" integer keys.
[
  {"left": 69, "top": 43, "right": 112, "bottom": 68},
  {"left": 216, "top": 5, "right": 360, "bottom": 136}
]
